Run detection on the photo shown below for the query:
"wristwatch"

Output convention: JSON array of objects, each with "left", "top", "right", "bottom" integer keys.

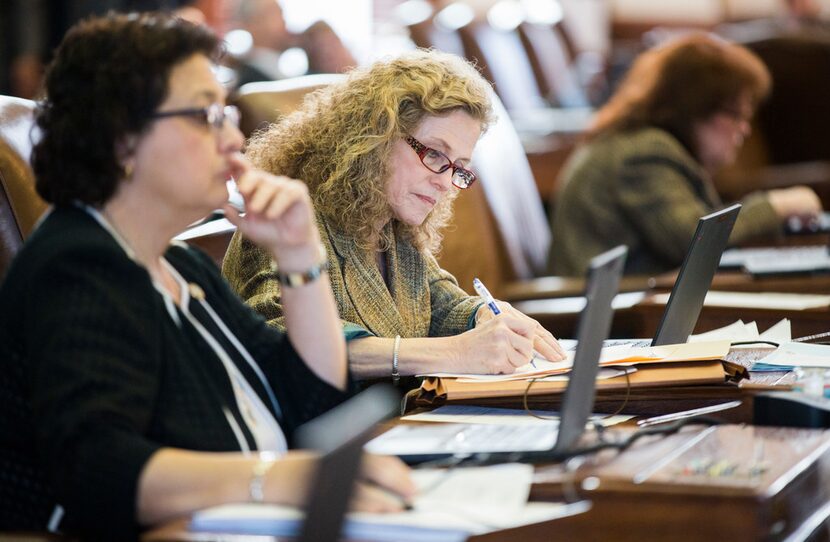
[{"left": 272, "top": 243, "right": 329, "bottom": 287}]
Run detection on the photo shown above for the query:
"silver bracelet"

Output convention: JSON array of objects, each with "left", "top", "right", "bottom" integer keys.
[
  {"left": 249, "top": 453, "right": 277, "bottom": 503},
  {"left": 392, "top": 334, "right": 401, "bottom": 385}
]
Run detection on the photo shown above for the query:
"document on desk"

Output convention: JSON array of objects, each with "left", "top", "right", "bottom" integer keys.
[
  {"left": 421, "top": 341, "right": 729, "bottom": 382},
  {"left": 651, "top": 291, "right": 830, "bottom": 310},
  {"left": 754, "top": 342, "right": 830, "bottom": 368},
  {"left": 689, "top": 318, "right": 791, "bottom": 347},
  {"left": 402, "top": 404, "right": 633, "bottom": 427},
  {"left": 190, "top": 464, "right": 577, "bottom": 542}
]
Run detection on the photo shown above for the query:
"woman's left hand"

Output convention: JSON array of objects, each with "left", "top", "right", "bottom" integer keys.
[
  {"left": 224, "top": 153, "right": 322, "bottom": 270},
  {"left": 475, "top": 301, "right": 566, "bottom": 362}
]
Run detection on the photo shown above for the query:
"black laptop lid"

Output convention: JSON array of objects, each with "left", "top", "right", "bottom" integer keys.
[
  {"left": 553, "top": 245, "right": 627, "bottom": 453},
  {"left": 652, "top": 204, "right": 741, "bottom": 346},
  {"left": 295, "top": 384, "right": 400, "bottom": 542}
]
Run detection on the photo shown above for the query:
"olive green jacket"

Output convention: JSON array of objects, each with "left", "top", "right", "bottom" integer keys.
[
  {"left": 549, "top": 127, "right": 780, "bottom": 276},
  {"left": 222, "top": 216, "right": 482, "bottom": 341}
]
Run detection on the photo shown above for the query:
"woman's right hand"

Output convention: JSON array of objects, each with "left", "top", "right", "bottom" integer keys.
[
  {"left": 264, "top": 453, "right": 415, "bottom": 514},
  {"left": 767, "top": 185, "right": 822, "bottom": 220},
  {"left": 223, "top": 152, "right": 323, "bottom": 273},
  {"left": 447, "top": 312, "right": 541, "bottom": 374}
]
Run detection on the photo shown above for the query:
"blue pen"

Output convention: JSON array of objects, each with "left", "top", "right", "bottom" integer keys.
[
  {"left": 473, "top": 278, "right": 537, "bottom": 368},
  {"left": 472, "top": 277, "right": 500, "bottom": 315}
]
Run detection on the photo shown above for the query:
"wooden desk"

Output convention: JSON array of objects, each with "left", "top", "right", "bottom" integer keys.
[
  {"left": 146, "top": 424, "right": 830, "bottom": 542},
  {"left": 516, "top": 272, "right": 830, "bottom": 342},
  {"left": 503, "top": 275, "right": 654, "bottom": 302},
  {"left": 521, "top": 425, "right": 830, "bottom": 542},
  {"left": 653, "top": 270, "right": 830, "bottom": 295},
  {"left": 508, "top": 268, "right": 830, "bottom": 303},
  {"left": 635, "top": 295, "right": 830, "bottom": 339}
]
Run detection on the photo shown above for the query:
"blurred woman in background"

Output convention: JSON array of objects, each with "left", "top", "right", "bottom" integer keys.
[{"left": 549, "top": 33, "right": 822, "bottom": 276}]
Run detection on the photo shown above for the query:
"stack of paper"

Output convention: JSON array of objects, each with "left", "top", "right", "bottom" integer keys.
[
  {"left": 190, "top": 464, "right": 581, "bottom": 542},
  {"left": 416, "top": 341, "right": 732, "bottom": 402},
  {"left": 689, "top": 319, "right": 791, "bottom": 347},
  {"left": 755, "top": 342, "right": 830, "bottom": 369},
  {"left": 421, "top": 340, "right": 731, "bottom": 383}
]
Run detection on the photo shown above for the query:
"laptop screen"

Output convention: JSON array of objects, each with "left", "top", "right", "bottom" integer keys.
[
  {"left": 652, "top": 204, "right": 741, "bottom": 346},
  {"left": 295, "top": 384, "right": 400, "bottom": 542},
  {"left": 554, "top": 245, "right": 627, "bottom": 453}
]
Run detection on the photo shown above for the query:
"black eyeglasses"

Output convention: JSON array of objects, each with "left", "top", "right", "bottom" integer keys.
[
  {"left": 151, "top": 103, "right": 240, "bottom": 131},
  {"left": 405, "top": 135, "right": 477, "bottom": 189}
]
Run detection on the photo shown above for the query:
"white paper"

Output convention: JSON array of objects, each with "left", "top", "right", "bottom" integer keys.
[
  {"left": 688, "top": 318, "right": 791, "bottom": 347},
  {"left": 423, "top": 343, "right": 647, "bottom": 381},
  {"left": 402, "top": 405, "right": 632, "bottom": 427},
  {"left": 422, "top": 340, "right": 726, "bottom": 380},
  {"left": 365, "top": 422, "right": 558, "bottom": 455},
  {"left": 651, "top": 291, "right": 830, "bottom": 311},
  {"left": 755, "top": 342, "right": 830, "bottom": 368},
  {"left": 689, "top": 320, "right": 755, "bottom": 342},
  {"left": 191, "top": 465, "right": 574, "bottom": 541},
  {"left": 760, "top": 319, "right": 792, "bottom": 343}
]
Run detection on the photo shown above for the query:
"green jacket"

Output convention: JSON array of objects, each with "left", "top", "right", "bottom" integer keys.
[
  {"left": 549, "top": 127, "right": 780, "bottom": 276},
  {"left": 222, "top": 216, "right": 482, "bottom": 341}
]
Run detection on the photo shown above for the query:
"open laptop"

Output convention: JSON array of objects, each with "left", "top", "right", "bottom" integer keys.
[
  {"left": 597, "top": 203, "right": 741, "bottom": 348},
  {"left": 365, "top": 245, "right": 627, "bottom": 465},
  {"left": 649, "top": 203, "right": 742, "bottom": 345},
  {"left": 294, "top": 384, "right": 401, "bottom": 542}
]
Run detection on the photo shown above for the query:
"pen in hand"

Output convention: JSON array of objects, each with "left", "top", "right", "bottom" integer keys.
[{"left": 473, "top": 278, "right": 537, "bottom": 369}]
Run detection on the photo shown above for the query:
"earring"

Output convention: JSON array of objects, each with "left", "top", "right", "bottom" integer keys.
[{"left": 124, "top": 162, "right": 134, "bottom": 180}]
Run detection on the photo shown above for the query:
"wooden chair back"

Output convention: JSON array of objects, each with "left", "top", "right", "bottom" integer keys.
[
  {"left": 518, "top": 21, "right": 589, "bottom": 108},
  {"left": 0, "top": 96, "right": 47, "bottom": 280},
  {"left": 233, "top": 74, "right": 344, "bottom": 138}
]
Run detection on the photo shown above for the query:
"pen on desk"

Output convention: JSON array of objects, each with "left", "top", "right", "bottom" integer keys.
[
  {"left": 793, "top": 330, "right": 830, "bottom": 343},
  {"left": 473, "top": 278, "right": 537, "bottom": 368},
  {"left": 636, "top": 400, "right": 742, "bottom": 428}
]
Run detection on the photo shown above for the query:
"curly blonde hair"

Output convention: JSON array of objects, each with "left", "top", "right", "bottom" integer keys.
[{"left": 244, "top": 49, "right": 494, "bottom": 253}]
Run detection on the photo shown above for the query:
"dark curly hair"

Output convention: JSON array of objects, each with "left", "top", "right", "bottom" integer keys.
[{"left": 32, "top": 12, "right": 221, "bottom": 206}]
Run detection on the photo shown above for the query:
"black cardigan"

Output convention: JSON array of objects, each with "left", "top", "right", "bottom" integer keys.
[{"left": 0, "top": 206, "right": 348, "bottom": 539}]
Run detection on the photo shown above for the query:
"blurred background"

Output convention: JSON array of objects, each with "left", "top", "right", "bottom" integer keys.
[{"left": 4, "top": 0, "right": 830, "bottom": 288}]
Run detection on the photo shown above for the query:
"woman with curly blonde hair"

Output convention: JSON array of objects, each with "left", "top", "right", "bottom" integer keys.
[{"left": 224, "top": 49, "right": 565, "bottom": 381}]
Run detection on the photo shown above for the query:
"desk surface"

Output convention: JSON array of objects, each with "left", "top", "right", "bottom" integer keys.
[
  {"left": 505, "top": 268, "right": 830, "bottom": 302},
  {"left": 515, "top": 424, "right": 830, "bottom": 542},
  {"left": 144, "top": 424, "right": 830, "bottom": 542}
]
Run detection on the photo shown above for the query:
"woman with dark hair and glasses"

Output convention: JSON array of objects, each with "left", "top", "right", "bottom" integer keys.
[
  {"left": 0, "top": 12, "right": 413, "bottom": 539},
  {"left": 549, "top": 33, "right": 823, "bottom": 276},
  {"left": 223, "top": 50, "right": 565, "bottom": 384}
]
